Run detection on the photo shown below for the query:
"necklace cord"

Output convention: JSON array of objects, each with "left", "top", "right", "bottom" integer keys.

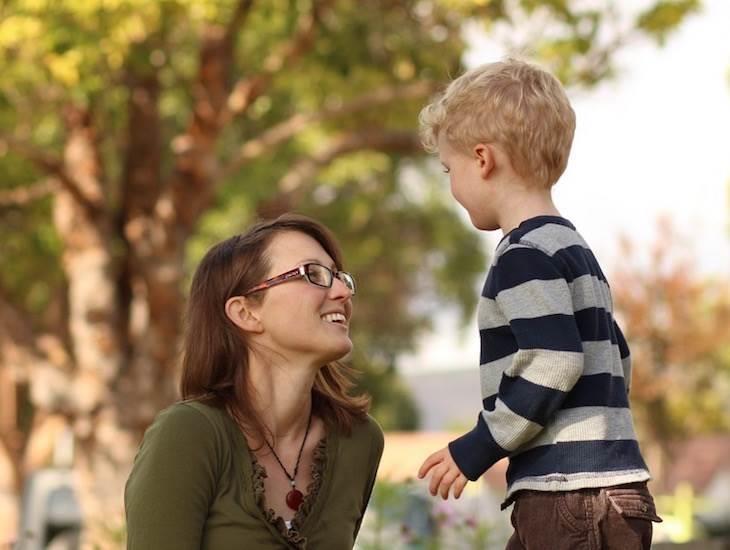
[{"left": 264, "top": 410, "right": 313, "bottom": 484}]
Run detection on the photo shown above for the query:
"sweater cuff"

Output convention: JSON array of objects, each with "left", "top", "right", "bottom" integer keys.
[{"left": 448, "top": 413, "right": 506, "bottom": 481}]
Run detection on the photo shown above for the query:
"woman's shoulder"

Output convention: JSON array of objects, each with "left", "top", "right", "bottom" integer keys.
[
  {"left": 145, "top": 400, "right": 231, "bottom": 444},
  {"left": 345, "top": 414, "right": 384, "bottom": 452}
]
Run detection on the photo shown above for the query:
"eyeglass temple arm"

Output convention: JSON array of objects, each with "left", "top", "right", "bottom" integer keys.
[{"left": 243, "top": 266, "right": 305, "bottom": 296}]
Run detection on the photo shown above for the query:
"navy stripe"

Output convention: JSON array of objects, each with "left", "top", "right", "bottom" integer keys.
[
  {"left": 480, "top": 312, "right": 585, "bottom": 362},
  {"left": 484, "top": 374, "right": 629, "bottom": 413},
  {"left": 483, "top": 394, "right": 497, "bottom": 411},
  {"left": 484, "top": 244, "right": 607, "bottom": 299},
  {"left": 449, "top": 413, "right": 507, "bottom": 481},
  {"left": 485, "top": 373, "right": 629, "bottom": 424},
  {"left": 480, "top": 326, "right": 517, "bottom": 363},
  {"left": 483, "top": 247, "right": 561, "bottom": 298},
  {"left": 499, "top": 375, "right": 567, "bottom": 425},
  {"left": 575, "top": 308, "right": 617, "bottom": 344},
  {"left": 510, "top": 314, "right": 583, "bottom": 351},
  {"left": 552, "top": 245, "right": 607, "bottom": 284},
  {"left": 481, "top": 309, "right": 617, "bottom": 363},
  {"left": 507, "top": 440, "right": 648, "bottom": 482},
  {"left": 563, "top": 374, "right": 629, "bottom": 409},
  {"left": 615, "top": 321, "right": 630, "bottom": 359}
]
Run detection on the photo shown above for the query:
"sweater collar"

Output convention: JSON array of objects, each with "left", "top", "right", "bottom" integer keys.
[{"left": 497, "top": 215, "right": 575, "bottom": 249}]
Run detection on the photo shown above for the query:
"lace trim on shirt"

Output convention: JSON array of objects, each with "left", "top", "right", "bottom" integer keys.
[{"left": 251, "top": 437, "right": 328, "bottom": 549}]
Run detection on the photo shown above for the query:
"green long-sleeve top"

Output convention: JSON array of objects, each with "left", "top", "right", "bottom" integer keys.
[{"left": 124, "top": 401, "right": 384, "bottom": 549}]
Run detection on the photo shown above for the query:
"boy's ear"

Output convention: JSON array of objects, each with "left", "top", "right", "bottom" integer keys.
[
  {"left": 225, "top": 296, "right": 264, "bottom": 334},
  {"left": 473, "top": 143, "right": 495, "bottom": 179}
]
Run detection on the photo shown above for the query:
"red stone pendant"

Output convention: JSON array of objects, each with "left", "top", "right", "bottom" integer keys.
[{"left": 286, "top": 488, "right": 304, "bottom": 511}]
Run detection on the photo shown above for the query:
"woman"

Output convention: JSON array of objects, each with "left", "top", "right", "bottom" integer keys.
[{"left": 125, "top": 214, "right": 384, "bottom": 549}]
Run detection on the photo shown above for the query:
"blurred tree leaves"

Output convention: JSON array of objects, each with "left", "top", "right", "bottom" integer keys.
[
  {"left": 0, "top": 0, "right": 701, "bottom": 437},
  {"left": 613, "top": 219, "right": 730, "bottom": 479},
  {"left": 637, "top": 0, "right": 701, "bottom": 45}
]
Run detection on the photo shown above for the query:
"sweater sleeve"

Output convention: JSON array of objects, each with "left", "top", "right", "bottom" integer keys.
[
  {"left": 125, "top": 403, "right": 221, "bottom": 550},
  {"left": 449, "top": 244, "right": 585, "bottom": 480},
  {"left": 354, "top": 416, "right": 385, "bottom": 540},
  {"left": 614, "top": 321, "right": 632, "bottom": 394}
]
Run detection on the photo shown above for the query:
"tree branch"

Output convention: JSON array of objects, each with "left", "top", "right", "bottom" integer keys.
[
  {"left": 0, "top": 133, "right": 101, "bottom": 219},
  {"left": 0, "top": 285, "right": 43, "bottom": 360},
  {"left": 163, "top": 1, "right": 259, "bottom": 230},
  {"left": 0, "top": 177, "right": 60, "bottom": 207},
  {"left": 121, "top": 52, "right": 163, "bottom": 220},
  {"left": 225, "top": 0, "right": 256, "bottom": 43},
  {"left": 165, "top": 0, "right": 331, "bottom": 231},
  {"left": 221, "top": 80, "right": 440, "bottom": 178},
  {"left": 223, "top": 0, "right": 331, "bottom": 121},
  {"left": 258, "top": 129, "right": 421, "bottom": 216}
]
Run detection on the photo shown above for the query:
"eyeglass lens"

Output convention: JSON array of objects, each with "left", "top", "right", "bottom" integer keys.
[
  {"left": 305, "top": 264, "right": 331, "bottom": 287},
  {"left": 304, "top": 264, "right": 355, "bottom": 293}
]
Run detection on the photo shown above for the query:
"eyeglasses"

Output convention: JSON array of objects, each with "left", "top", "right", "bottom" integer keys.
[{"left": 242, "top": 263, "right": 356, "bottom": 296}]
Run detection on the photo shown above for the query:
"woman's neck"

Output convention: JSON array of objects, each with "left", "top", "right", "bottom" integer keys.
[{"left": 247, "top": 354, "right": 318, "bottom": 445}]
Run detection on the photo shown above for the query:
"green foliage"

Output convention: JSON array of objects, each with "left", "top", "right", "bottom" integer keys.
[
  {"left": 0, "top": 165, "right": 63, "bottom": 319},
  {"left": 637, "top": 0, "right": 701, "bottom": 45},
  {"left": 355, "top": 358, "right": 420, "bottom": 431},
  {"left": 358, "top": 479, "right": 509, "bottom": 549},
  {"left": 0, "top": 0, "right": 701, "bottom": 432}
]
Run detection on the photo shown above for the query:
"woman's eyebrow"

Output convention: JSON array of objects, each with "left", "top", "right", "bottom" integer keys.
[{"left": 297, "top": 258, "right": 337, "bottom": 269}]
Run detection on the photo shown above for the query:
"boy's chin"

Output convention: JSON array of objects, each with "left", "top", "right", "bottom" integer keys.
[{"left": 470, "top": 215, "right": 499, "bottom": 231}]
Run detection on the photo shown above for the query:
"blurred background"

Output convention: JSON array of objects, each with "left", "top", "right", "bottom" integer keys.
[{"left": 0, "top": 0, "right": 728, "bottom": 548}]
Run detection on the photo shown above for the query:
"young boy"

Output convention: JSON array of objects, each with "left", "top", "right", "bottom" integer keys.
[{"left": 416, "top": 58, "right": 662, "bottom": 549}]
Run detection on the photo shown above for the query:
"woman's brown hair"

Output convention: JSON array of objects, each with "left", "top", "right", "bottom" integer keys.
[{"left": 179, "top": 213, "right": 370, "bottom": 445}]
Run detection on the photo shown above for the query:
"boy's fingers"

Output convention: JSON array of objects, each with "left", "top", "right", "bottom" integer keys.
[
  {"left": 418, "top": 450, "right": 442, "bottom": 479},
  {"left": 428, "top": 465, "right": 446, "bottom": 496},
  {"left": 439, "top": 470, "right": 459, "bottom": 499},
  {"left": 453, "top": 476, "right": 468, "bottom": 499}
]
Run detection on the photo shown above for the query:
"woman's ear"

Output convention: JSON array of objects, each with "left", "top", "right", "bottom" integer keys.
[
  {"left": 473, "top": 143, "right": 496, "bottom": 179},
  {"left": 225, "top": 296, "right": 264, "bottom": 334}
]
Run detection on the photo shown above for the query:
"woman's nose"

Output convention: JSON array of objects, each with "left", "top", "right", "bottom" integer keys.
[{"left": 329, "top": 277, "right": 353, "bottom": 299}]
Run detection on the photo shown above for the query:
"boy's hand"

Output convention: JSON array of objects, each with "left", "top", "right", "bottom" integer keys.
[{"left": 418, "top": 446, "right": 468, "bottom": 499}]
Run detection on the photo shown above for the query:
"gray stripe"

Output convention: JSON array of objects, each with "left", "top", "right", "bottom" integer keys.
[
  {"left": 494, "top": 238, "right": 529, "bottom": 258},
  {"left": 477, "top": 295, "right": 507, "bottom": 330},
  {"left": 582, "top": 340, "right": 624, "bottom": 378},
  {"left": 479, "top": 342, "right": 625, "bottom": 391},
  {"left": 504, "top": 349, "right": 584, "bottom": 392},
  {"left": 496, "top": 278, "right": 573, "bottom": 318},
  {"left": 480, "top": 275, "right": 613, "bottom": 329},
  {"left": 520, "top": 224, "right": 588, "bottom": 256},
  {"left": 480, "top": 354, "right": 513, "bottom": 397},
  {"left": 483, "top": 399, "right": 542, "bottom": 451},
  {"left": 520, "top": 406, "right": 638, "bottom": 452},
  {"left": 506, "top": 470, "right": 650, "bottom": 498},
  {"left": 569, "top": 274, "right": 613, "bottom": 313},
  {"left": 622, "top": 355, "right": 632, "bottom": 392}
]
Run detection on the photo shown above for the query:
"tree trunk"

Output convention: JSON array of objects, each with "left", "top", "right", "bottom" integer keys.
[{"left": 52, "top": 105, "right": 136, "bottom": 538}]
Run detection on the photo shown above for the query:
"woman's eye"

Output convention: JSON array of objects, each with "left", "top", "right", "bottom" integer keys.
[{"left": 442, "top": 166, "right": 450, "bottom": 174}]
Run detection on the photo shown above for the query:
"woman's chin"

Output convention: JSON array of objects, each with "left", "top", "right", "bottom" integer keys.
[{"left": 321, "top": 338, "right": 353, "bottom": 364}]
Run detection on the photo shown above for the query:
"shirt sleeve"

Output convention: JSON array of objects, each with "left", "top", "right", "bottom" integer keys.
[
  {"left": 614, "top": 320, "right": 632, "bottom": 394},
  {"left": 125, "top": 403, "right": 221, "bottom": 550},
  {"left": 449, "top": 244, "right": 585, "bottom": 480},
  {"left": 354, "top": 417, "right": 385, "bottom": 540}
]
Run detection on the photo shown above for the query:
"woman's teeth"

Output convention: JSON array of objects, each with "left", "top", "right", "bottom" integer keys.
[{"left": 321, "top": 312, "right": 346, "bottom": 324}]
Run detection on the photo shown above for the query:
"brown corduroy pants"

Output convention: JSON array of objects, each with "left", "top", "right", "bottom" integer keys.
[{"left": 505, "top": 482, "right": 662, "bottom": 550}]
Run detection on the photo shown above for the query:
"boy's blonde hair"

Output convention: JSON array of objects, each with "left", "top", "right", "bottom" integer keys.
[{"left": 419, "top": 58, "right": 576, "bottom": 189}]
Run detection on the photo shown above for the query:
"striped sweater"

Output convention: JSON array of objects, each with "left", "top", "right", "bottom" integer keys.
[{"left": 449, "top": 216, "right": 650, "bottom": 504}]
